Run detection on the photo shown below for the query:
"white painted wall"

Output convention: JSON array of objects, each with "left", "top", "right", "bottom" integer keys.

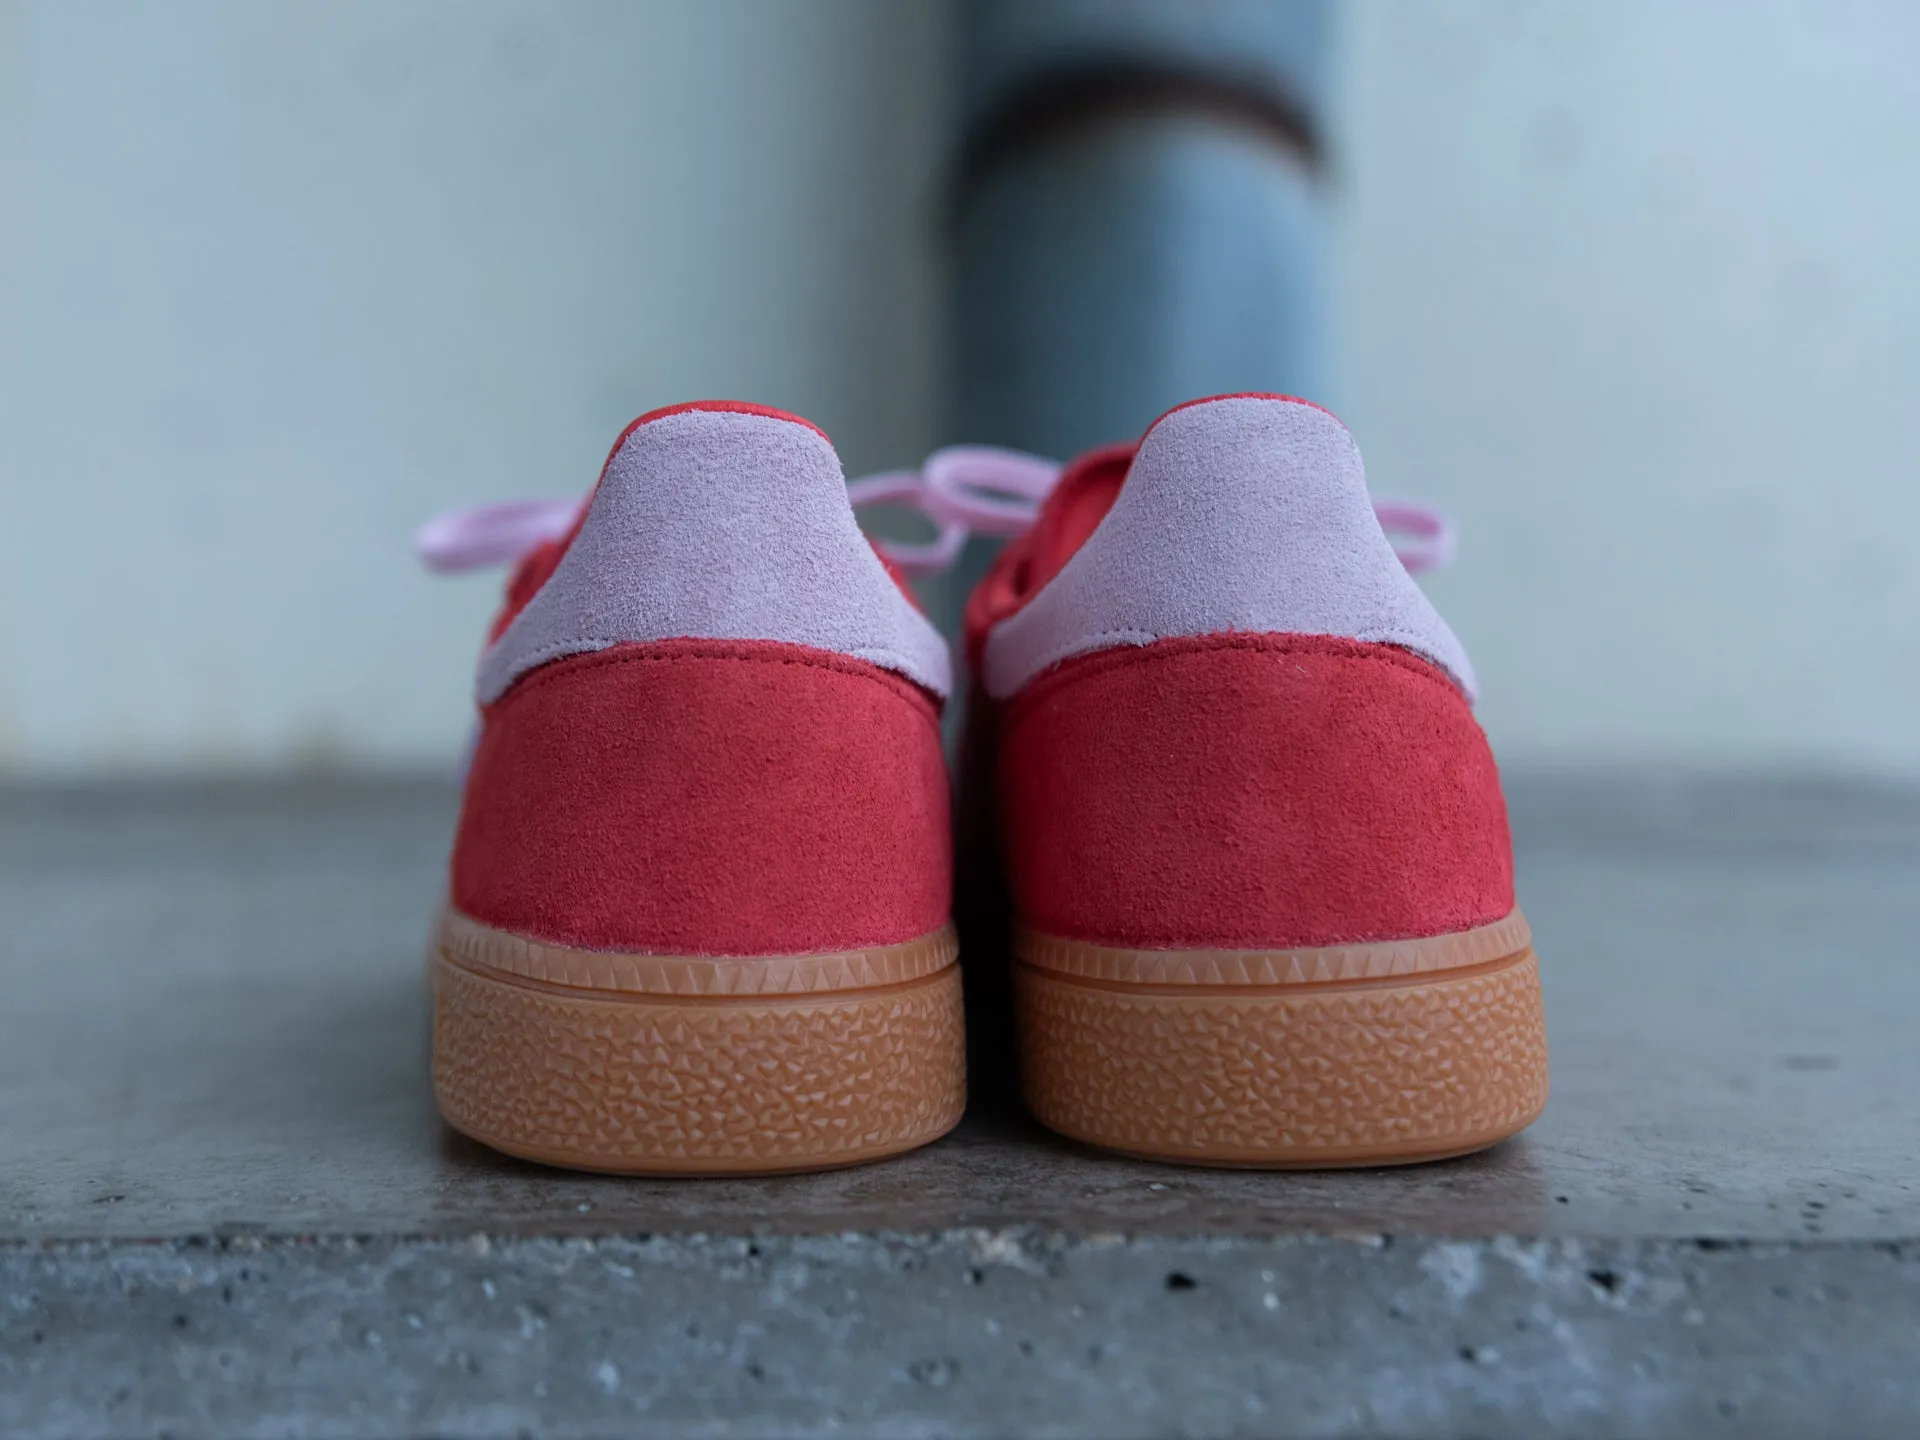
[
  {"left": 1335, "top": 0, "right": 1920, "bottom": 775},
  {"left": 0, "top": 0, "right": 951, "bottom": 772},
  {"left": 3, "top": 0, "right": 1917, "bottom": 775}
]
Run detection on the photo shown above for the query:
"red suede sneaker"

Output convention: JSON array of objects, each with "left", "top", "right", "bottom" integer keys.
[
  {"left": 419, "top": 401, "right": 965, "bottom": 1174},
  {"left": 959, "top": 393, "right": 1548, "bottom": 1167}
]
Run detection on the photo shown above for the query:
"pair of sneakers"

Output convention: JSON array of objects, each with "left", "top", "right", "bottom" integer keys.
[{"left": 421, "top": 394, "right": 1547, "bottom": 1175}]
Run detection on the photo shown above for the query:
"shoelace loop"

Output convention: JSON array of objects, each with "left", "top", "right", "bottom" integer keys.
[
  {"left": 415, "top": 447, "right": 1455, "bottom": 577},
  {"left": 849, "top": 446, "right": 1456, "bottom": 577},
  {"left": 415, "top": 498, "right": 581, "bottom": 574}
]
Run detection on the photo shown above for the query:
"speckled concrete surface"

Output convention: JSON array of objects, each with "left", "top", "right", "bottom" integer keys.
[{"left": 2, "top": 776, "right": 1917, "bottom": 1437}]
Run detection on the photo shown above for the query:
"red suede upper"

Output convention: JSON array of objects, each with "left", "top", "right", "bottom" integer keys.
[
  {"left": 964, "top": 399, "right": 1513, "bottom": 951},
  {"left": 993, "top": 632, "right": 1514, "bottom": 949},
  {"left": 453, "top": 638, "right": 951, "bottom": 955}
]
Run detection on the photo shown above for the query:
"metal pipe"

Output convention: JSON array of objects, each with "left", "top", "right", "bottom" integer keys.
[{"left": 953, "top": 0, "right": 1333, "bottom": 459}]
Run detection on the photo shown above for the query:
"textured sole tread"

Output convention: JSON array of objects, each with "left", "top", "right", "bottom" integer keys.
[
  {"left": 1016, "top": 937, "right": 1547, "bottom": 1168},
  {"left": 432, "top": 919, "right": 966, "bottom": 1176}
]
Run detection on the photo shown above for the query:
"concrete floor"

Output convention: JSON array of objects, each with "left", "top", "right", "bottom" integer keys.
[{"left": 2, "top": 775, "right": 1918, "bottom": 1437}]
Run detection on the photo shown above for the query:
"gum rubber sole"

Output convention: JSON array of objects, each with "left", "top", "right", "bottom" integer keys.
[
  {"left": 431, "top": 910, "right": 966, "bottom": 1175},
  {"left": 1014, "top": 914, "right": 1548, "bottom": 1168}
]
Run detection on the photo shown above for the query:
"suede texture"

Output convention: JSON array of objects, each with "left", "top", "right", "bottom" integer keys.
[
  {"left": 453, "top": 638, "right": 951, "bottom": 956},
  {"left": 493, "top": 524, "right": 924, "bottom": 646},
  {"left": 979, "top": 394, "right": 1476, "bottom": 700},
  {"left": 478, "top": 405, "right": 951, "bottom": 703},
  {"left": 484, "top": 402, "right": 826, "bottom": 646},
  {"left": 964, "top": 442, "right": 1133, "bottom": 679},
  {"left": 995, "top": 632, "right": 1514, "bottom": 950}
]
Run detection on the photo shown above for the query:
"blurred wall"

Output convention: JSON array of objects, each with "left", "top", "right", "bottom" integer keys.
[
  {"left": 3, "top": 0, "right": 1918, "bottom": 777},
  {"left": 0, "top": 0, "right": 952, "bottom": 772},
  {"left": 1335, "top": 0, "right": 1920, "bottom": 775}
]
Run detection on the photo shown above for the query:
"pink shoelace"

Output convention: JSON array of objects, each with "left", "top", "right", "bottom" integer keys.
[{"left": 415, "top": 447, "right": 1455, "bottom": 578}]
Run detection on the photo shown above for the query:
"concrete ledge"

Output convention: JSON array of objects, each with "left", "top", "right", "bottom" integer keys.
[
  {"left": 7, "top": 1232, "right": 1917, "bottom": 1438},
  {"left": 3, "top": 776, "right": 1918, "bottom": 1437}
]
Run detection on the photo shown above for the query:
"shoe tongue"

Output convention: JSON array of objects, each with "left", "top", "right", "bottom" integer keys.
[
  {"left": 961, "top": 441, "right": 1135, "bottom": 675},
  {"left": 487, "top": 532, "right": 577, "bottom": 644},
  {"left": 1027, "top": 442, "right": 1136, "bottom": 590}
]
